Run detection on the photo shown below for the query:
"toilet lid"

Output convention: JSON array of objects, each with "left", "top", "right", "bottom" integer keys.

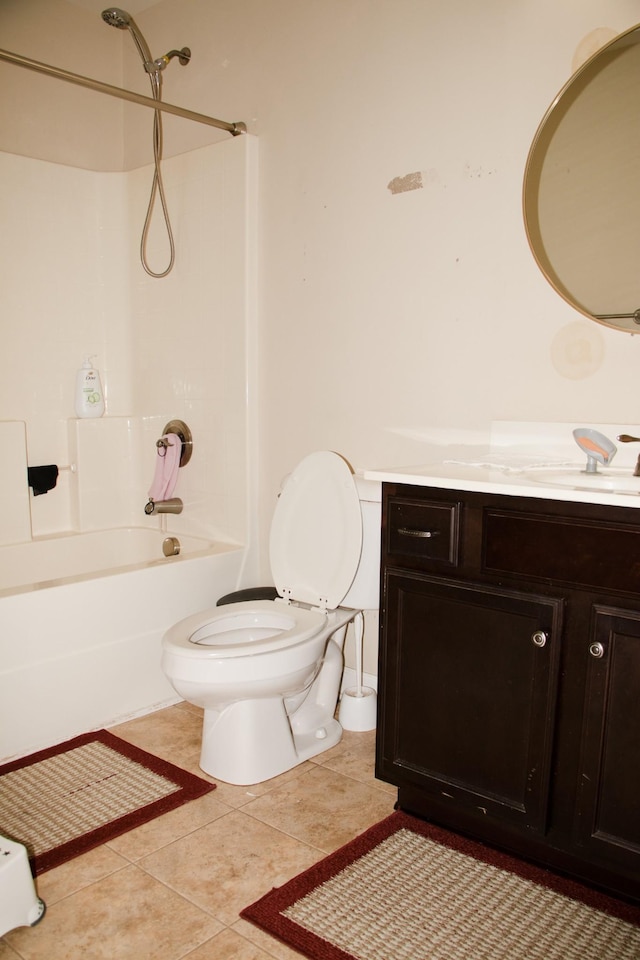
[{"left": 270, "top": 451, "right": 363, "bottom": 610}]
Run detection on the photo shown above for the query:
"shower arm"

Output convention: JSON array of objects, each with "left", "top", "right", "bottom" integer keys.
[{"left": 0, "top": 48, "right": 246, "bottom": 136}]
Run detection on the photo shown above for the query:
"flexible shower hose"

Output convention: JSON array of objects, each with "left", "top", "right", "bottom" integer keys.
[{"left": 141, "top": 70, "right": 175, "bottom": 278}]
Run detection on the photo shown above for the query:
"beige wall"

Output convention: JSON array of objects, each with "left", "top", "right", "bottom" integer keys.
[{"left": 3, "top": 0, "right": 640, "bottom": 667}]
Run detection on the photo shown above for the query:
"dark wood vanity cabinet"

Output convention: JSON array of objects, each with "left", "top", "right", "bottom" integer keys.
[{"left": 376, "top": 483, "right": 640, "bottom": 902}]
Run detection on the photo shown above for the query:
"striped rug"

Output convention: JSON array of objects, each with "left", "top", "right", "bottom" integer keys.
[
  {"left": 242, "top": 811, "right": 640, "bottom": 960},
  {"left": 0, "top": 730, "right": 214, "bottom": 874}
]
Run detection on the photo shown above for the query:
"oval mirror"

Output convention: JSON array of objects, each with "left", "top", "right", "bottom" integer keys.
[{"left": 523, "top": 23, "right": 640, "bottom": 333}]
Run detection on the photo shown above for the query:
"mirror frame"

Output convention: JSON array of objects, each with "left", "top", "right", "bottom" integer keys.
[{"left": 523, "top": 22, "right": 640, "bottom": 333}]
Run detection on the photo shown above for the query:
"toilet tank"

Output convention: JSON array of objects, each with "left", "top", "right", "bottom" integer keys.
[{"left": 341, "top": 477, "right": 382, "bottom": 610}]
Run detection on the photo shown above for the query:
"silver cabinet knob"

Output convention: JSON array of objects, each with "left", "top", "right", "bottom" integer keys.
[
  {"left": 531, "top": 630, "right": 548, "bottom": 648},
  {"left": 589, "top": 642, "right": 605, "bottom": 659}
]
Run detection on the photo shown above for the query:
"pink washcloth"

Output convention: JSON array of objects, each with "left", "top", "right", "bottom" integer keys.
[{"left": 148, "top": 433, "right": 182, "bottom": 501}]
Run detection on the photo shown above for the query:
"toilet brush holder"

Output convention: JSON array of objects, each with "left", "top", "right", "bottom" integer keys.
[
  {"left": 338, "top": 611, "right": 377, "bottom": 731},
  {"left": 338, "top": 685, "right": 377, "bottom": 732}
]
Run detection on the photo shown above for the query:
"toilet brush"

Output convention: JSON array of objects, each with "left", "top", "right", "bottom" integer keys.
[{"left": 338, "top": 611, "right": 377, "bottom": 731}]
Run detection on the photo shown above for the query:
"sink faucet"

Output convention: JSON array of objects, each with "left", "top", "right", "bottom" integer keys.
[{"left": 616, "top": 435, "right": 640, "bottom": 476}]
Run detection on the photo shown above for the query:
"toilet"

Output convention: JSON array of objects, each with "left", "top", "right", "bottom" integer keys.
[{"left": 162, "top": 451, "right": 381, "bottom": 785}]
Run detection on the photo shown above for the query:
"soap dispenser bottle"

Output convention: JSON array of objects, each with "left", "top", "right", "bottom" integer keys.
[{"left": 75, "top": 356, "right": 105, "bottom": 418}]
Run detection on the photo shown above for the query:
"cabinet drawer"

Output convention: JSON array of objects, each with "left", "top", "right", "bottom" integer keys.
[{"left": 386, "top": 497, "right": 460, "bottom": 565}]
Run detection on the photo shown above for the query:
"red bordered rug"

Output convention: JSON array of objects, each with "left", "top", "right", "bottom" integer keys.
[
  {"left": 0, "top": 730, "right": 215, "bottom": 875},
  {"left": 242, "top": 810, "right": 640, "bottom": 960}
]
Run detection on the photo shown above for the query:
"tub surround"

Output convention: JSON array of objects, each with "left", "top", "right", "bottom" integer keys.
[
  {"left": 2, "top": 413, "right": 238, "bottom": 547},
  {"left": 2, "top": 416, "right": 153, "bottom": 547},
  {"left": 0, "top": 422, "right": 30, "bottom": 545},
  {"left": 0, "top": 133, "right": 257, "bottom": 552},
  {"left": 69, "top": 417, "right": 143, "bottom": 534}
]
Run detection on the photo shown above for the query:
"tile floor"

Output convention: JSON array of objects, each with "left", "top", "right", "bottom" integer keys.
[{"left": 1, "top": 702, "right": 396, "bottom": 959}]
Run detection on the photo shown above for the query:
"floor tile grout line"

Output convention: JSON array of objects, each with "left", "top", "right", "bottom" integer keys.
[{"left": 102, "top": 797, "right": 237, "bottom": 863}]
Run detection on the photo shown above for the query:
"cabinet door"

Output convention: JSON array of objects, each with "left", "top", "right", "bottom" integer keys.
[
  {"left": 378, "top": 571, "right": 563, "bottom": 834},
  {"left": 575, "top": 606, "right": 640, "bottom": 872}
]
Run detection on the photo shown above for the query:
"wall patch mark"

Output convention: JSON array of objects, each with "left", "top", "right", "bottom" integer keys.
[{"left": 387, "top": 171, "right": 423, "bottom": 195}]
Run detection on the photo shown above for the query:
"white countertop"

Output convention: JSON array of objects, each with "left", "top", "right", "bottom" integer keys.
[
  {"left": 363, "top": 460, "right": 640, "bottom": 508},
  {"left": 362, "top": 421, "right": 640, "bottom": 510}
]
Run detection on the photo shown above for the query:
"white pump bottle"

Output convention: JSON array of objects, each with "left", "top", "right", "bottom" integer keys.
[{"left": 75, "top": 356, "right": 105, "bottom": 418}]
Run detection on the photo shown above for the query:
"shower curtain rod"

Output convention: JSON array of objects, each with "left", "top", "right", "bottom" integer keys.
[{"left": 0, "top": 48, "right": 246, "bottom": 136}]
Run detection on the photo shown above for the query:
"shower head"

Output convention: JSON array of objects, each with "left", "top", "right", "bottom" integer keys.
[
  {"left": 101, "top": 7, "right": 131, "bottom": 29},
  {"left": 101, "top": 7, "right": 154, "bottom": 73}
]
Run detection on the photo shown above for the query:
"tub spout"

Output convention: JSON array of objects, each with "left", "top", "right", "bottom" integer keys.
[{"left": 145, "top": 497, "right": 183, "bottom": 515}]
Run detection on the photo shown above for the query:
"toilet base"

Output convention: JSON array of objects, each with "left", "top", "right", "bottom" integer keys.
[
  {"left": 199, "top": 698, "right": 342, "bottom": 785},
  {"left": 195, "top": 626, "right": 350, "bottom": 785},
  {"left": 293, "top": 717, "right": 342, "bottom": 762}
]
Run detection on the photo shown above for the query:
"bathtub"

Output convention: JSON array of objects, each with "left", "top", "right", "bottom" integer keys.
[{"left": 0, "top": 528, "right": 246, "bottom": 761}]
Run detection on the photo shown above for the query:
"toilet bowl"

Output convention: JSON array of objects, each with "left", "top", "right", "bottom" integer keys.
[{"left": 162, "top": 451, "right": 381, "bottom": 785}]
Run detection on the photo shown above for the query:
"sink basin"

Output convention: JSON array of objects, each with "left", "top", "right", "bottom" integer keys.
[{"left": 522, "top": 467, "right": 640, "bottom": 494}]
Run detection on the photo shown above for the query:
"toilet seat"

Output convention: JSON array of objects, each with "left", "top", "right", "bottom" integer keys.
[
  {"left": 163, "top": 601, "right": 328, "bottom": 659},
  {"left": 270, "top": 450, "right": 363, "bottom": 609}
]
